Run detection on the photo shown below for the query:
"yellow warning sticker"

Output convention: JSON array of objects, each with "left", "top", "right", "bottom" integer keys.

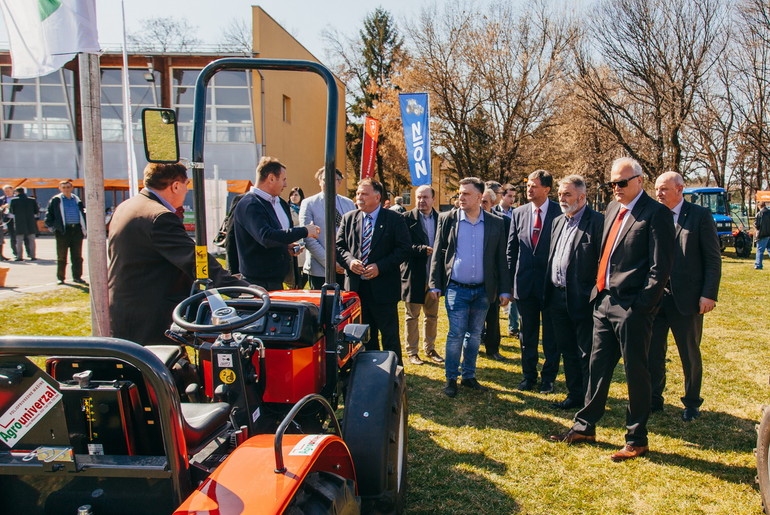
[
  {"left": 195, "top": 246, "right": 208, "bottom": 278},
  {"left": 219, "top": 369, "right": 236, "bottom": 384}
]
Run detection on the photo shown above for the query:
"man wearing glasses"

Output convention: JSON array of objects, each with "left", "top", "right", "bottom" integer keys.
[{"left": 550, "top": 157, "right": 674, "bottom": 462}]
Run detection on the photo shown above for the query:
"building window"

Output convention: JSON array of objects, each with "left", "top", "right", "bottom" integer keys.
[
  {"left": 172, "top": 69, "right": 254, "bottom": 143},
  {"left": 99, "top": 68, "right": 160, "bottom": 142},
  {"left": 282, "top": 95, "right": 291, "bottom": 123},
  {"left": 0, "top": 67, "right": 75, "bottom": 141}
]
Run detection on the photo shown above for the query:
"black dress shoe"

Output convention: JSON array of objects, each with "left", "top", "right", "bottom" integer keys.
[
  {"left": 539, "top": 381, "right": 554, "bottom": 394},
  {"left": 72, "top": 278, "right": 87, "bottom": 285},
  {"left": 487, "top": 352, "right": 509, "bottom": 362},
  {"left": 682, "top": 406, "right": 700, "bottom": 421},
  {"left": 461, "top": 378, "right": 489, "bottom": 392},
  {"left": 443, "top": 379, "right": 458, "bottom": 398},
  {"left": 551, "top": 398, "right": 581, "bottom": 410},
  {"left": 516, "top": 379, "right": 537, "bottom": 391}
]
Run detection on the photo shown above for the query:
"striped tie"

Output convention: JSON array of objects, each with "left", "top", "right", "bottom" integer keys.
[{"left": 361, "top": 214, "right": 373, "bottom": 264}]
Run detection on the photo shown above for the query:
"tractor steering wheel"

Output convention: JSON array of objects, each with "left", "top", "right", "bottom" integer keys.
[{"left": 172, "top": 286, "right": 271, "bottom": 333}]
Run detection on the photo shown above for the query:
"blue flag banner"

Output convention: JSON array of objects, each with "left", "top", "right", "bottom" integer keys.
[{"left": 399, "top": 93, "right": 432, "bottom": 186}]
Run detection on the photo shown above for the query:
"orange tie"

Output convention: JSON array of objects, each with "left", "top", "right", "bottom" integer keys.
[{"left": 596, "top": 207, "right": 629, "bottom": 292}]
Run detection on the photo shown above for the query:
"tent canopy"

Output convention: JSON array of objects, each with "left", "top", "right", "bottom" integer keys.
[{"left": 2, "top": 178, "right": 253, "bottom": 193}]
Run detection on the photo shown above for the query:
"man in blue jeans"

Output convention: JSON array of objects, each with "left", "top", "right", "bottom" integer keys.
[
  {"left": 756, "top": 201, "right": 770, "bottom": 270},
  {"left": 429, "top": 178, "right": 511, "bottom": 397}
]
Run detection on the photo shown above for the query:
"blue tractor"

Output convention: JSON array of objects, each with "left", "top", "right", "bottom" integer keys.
[{"left": 683, "top": 187, "right": 752, "bottom": 258}]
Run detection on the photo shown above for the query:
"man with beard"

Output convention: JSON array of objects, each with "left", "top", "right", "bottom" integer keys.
[{"left": 543, "top": 175, "right": 604, "bottom": 410}]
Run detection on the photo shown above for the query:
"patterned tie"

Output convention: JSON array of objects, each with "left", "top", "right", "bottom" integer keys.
[
  {"left": 175, "top": 206, "right": 185, "bottom": 220},
  {"left": 361, "top": 214, "right": 373, "bottom": 264},
  {"left": 532, "top": 208, "right": 542, "bottom": 248},
  {"left": 596, "top": 207, "right": 629, "bottom": 292}
]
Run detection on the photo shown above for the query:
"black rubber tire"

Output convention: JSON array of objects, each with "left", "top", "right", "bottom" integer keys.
[
  {"left": 736, "top": 232, "right": 752, "bottom": 258},
  {"left": 757, "top": 405, "right": 770, "bottom": 514},
  {"left": 284, "top": 471, "right": 360, "bottom": 515},
  {"left": 342, "top": 351, "right": 407, "bottom": 514}
]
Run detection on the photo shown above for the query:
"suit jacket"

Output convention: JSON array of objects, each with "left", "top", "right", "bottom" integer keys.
[
  {"left": 429, "top": 209, "right": 511, "bottom": 304},
  {"left": 668, "top": 201, "right": 721, "bottom": 315},
  {"left": 298, "top": 191, "right": 356, "bottom": 277},
  {"left": 336, "top": 207, "right": 410, "bottom": 303},
  {"left": 507, "top": 199, "right": 562, "bottom": 301},
  {"left": 544, "top": 206, "right": 604, "bottom": 319},
  {"left": 592, "top": 192, "right": 675, "bottom": 312},
  {"left": 107, "top": 189, "right": 246, "bottom": 346},
  {"left": 233, "top": 190, "right": 308, "bottom": 283},
  {"left": 400, "top": 207, "right": 439, "bottom": 303},
  {"left": 45, "top": 193, "right": 86, "bottom": 234},
  {"left": 9, "top": 193, "right": 39, "bottom": 235}
]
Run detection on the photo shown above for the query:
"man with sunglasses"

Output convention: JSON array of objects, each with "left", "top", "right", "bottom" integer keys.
[{"left": 550, "top": 157, "right": 674, "bottom": 462}]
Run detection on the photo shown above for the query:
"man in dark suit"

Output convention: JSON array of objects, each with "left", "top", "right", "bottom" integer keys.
[
  {"left": 9, "top": 187, "right": 39, "bottom": 261},
  {"left": 544, "top": 175, "right": 604, "bottom": 410},
  {"left": 401, "top": 185, "right": 443, "bottom": 365},
  {"left": 649, "top": 171, "right": 721, "bottom": 421},
  {"left": 336, "top": 179, "right": 410, "bottom": 363},
  {"left": 550, "top": 157, "right": 675, "bottom": 462},
  {"left": 232, "top": 156, "right": 320, "bottom": 290},
  {"left": 0, "top": 184, "right": 16, "bottom": 260},
  {"left": 108, "top": 162, "right": 247, "bottom": 346},
  {"left": 481, "top": 188, "right": 510, "bottom": 361},
  {"left": 429, "top": 178, "right": 511, "bottom": 397},
  {"left": 507, "top": 170, "right": 562, "bottom": 393}
]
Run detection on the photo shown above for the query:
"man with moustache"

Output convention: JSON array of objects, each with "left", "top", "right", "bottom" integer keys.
[
  {"left": 649, "top": 171, "right": 721, "bottom": 421},
  {"left": 401, "top": 185, "right": 443, "bottom": 365},
  {"left": 507, "top": 170, "right": 562, "bottom": 393},
  {"left": 481, "top": 188, "right": 511, "bottom": 361},
  {"left": 550, "top": 157, "right": 674, "bottom": 462},
  {"left": 544, "top": 175, "right": 604, "bottom": 410}
]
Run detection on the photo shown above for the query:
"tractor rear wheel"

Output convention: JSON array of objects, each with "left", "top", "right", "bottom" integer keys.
[
  {"left": 285, "top": 471, "right": 360, "bottom": 515},
  {"left": 342, "top": 351, "right": 407, "bottom": 514}
]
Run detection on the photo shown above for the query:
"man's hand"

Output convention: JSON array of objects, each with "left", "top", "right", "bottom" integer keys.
[
  {"left": 499, "top": 296, "right": 510, "bottom": 307},
  {"left": 304, "top": 222, "right": 321, "bottom": 239},
  {"left": 288, "top": 244, "right": 301, "bottom": 256},
  {"left": 428, "top": 290, "right": 440, "bottom": 301},
  {"left": 335, "top": 263, "right": 345, "bottom": 274},
  {"left": 350, "top": 259, "right": 366, "bottom": 275},
  {"left": 699, "top": 297, "right": 716, "bottom": 314},
  {"left": 362, "top": 263, "right": 379, "bottom": 279},
  {"left": 425, "top": 246, "right": 434, "bottom": 256}
]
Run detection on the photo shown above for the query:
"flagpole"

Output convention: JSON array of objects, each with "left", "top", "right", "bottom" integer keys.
[{"left": 120, "top": 0, "right": 139, "bottom": 197}]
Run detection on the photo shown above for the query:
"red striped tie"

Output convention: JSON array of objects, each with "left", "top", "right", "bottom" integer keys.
[
  {"left": 596, "top": 207, "right": 629, "bottom": 292},
  {"left": 532, "top": 208, "right": 542, "bottom": 248}
]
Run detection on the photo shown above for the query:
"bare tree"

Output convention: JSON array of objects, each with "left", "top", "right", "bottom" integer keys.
[
  {"left": 217, "top": 17, "right": 252, "bottom": 53},
  {"left": 128, "top": 17, "right": 202, "bottom": 53}
]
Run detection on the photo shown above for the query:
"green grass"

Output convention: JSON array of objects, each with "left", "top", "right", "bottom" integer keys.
[{"left": 0, "top": 252, "right": 766, "bottom": 513}]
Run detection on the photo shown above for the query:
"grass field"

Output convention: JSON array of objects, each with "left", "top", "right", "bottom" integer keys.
[{"left": 0, "top": 250, "right": 767, "bottom": 514}]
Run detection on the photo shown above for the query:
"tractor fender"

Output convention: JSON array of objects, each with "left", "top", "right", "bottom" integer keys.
[{"left": 174, "top": 433, "right": 356, "bottom": 515}]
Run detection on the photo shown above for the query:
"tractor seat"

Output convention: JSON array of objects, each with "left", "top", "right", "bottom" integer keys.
[
  {"left": 145, "top": 345, "right": 183, "bottom": 368},
  {"left": 181, "top": 402, "right": 230, "bottom": 452}
]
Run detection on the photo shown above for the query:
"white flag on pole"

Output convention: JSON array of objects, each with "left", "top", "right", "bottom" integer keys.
[{"left": 0, "top": 0, "right": 100, "bottom": 79}]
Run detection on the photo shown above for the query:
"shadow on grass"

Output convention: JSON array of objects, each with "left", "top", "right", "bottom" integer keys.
[{"left": 407, "top": 426, "right": 520, "bottom": 514}]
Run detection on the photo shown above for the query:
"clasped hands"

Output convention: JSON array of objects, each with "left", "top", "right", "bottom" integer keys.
[{"left": 350, "top": 259, "right": 379, "bottom": 279}]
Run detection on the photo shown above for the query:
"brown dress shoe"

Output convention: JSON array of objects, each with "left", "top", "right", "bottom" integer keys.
[
  {"left": 408, "top": 355, "right": 424, "bottom": 365},
  {"left": 426, "top": 350, "right": 444, "bottom": 363},
  {"left": 548, "top": 429, "right": 596, "bottom": 444},
  {"left": 610, "top": 444, "right": 648, "bottom": 462}
]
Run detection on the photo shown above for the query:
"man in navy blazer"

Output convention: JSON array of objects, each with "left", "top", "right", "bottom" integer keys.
[
  {"left": 544, "top": 175, "right": 604, "bottom": 410},
  {"left": 336, "top": 179, "right": 410, "bottom": 362},
  {"left": 507, "top": 170, "right": 562, "bottom": 393},
  {"left": 649, "top": 171, "right": 721, "bottom": 422},
  {"left": 233, "top": 156, "right": 320, "bottom": 290}
]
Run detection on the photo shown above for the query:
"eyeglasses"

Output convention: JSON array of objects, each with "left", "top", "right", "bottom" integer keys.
[{"left": 608, "top": 175, "right": 641, "bottom": 189}]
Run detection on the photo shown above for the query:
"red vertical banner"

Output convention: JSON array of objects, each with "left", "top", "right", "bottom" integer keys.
[{"left": 360, "top": 116, "right": 380, "bottom": 179}]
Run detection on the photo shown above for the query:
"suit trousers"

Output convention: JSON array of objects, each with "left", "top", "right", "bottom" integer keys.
[
  {"left": 245, "top": 277, "right": 284, "bottom": 292},
  {"left": 55, "top": 225, "right": 84, "bottom": 281},
  {"left": 357, "top": 281, "right": 402, "bottom": 364},
  {"left": 4, "top": 222, "right": 17, "bottom": 258},
  {"left": 547, "top": 287, "right": 593, "bottom": 404},
  {"left": 482, "top": 298, "right": 501, "bottom": 356},
  {"left": 649, "top": 293, "right": 704, "bottom": 409},
  {"left": 517, "top": 295, "right": 558, "bottom": 383},
  {"left": 404, "top": 291, "right": 438, "bottom": 356},
  {"left": 14, "top": 232, "right": 35, "bottom": 259},
  {"left": 572, "top": 292, "right": 654, "bottom": 447}
]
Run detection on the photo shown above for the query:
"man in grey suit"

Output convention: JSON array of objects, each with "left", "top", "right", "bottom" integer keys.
[
  {"left": 544, "top": 175, "right": 604, "bottom": 410},
  {"left": 429, "top": 177, "right": 511, "bottom": 397},
  {"left": 299, "top": 167, "right": 355, "bottom": 288},
  {"left": 649, "top": 171, "right": 721, "bottom": 422}
]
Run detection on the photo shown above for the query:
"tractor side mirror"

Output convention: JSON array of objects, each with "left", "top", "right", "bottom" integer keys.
[{"left": 142, "top": 108, "right": 180, "bottom": 163}]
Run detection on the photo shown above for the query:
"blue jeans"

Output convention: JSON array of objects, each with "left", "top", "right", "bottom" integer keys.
[
  {"left": 445, "top": 284, "right": 490, "bottom": 380},
  {"left": 757, "top": 237, "right": 769, "bottom": 269},
  {"left": 508, "top": 299, "right": 520, "bottom": 333}
]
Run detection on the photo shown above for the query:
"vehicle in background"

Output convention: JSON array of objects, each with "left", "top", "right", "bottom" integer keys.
[{"left": 683, "top": 187, "right": 752, "bottom": 257}]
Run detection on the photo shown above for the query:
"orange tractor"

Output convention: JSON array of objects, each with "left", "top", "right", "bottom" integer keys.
[{"left": 0, "top": 59, "right": 407, "bottom": 514}]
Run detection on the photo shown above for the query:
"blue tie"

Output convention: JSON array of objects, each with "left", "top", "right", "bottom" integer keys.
[{"left": 361, "top": 214, "right": 373, "bottom": 264}]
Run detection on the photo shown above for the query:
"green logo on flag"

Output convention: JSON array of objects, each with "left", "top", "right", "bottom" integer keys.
[{"left": 39, "top": 0, "right": 61, "bottom": 21}]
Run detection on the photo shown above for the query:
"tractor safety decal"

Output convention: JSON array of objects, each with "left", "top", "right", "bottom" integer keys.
[
  {"left": 289, "top": 435, "right": 330, "bottom": 456},
  {"left": 219, "top": 369, "right": 236, "bottom": 384},
  {"left": 0, "top": 377, "right": 62, "bottom": 448}
]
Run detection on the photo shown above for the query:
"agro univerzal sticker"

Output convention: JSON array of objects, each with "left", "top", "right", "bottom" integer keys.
[
  {"left": 0, "top": 377, "right": 62, "bottom": 448},
  {"left": 288, "top": 435, "right": 330, "bottom": 456}
]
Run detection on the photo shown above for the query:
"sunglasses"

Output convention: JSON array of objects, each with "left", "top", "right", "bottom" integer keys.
[{"left": 608, "top": 174, "right": 641, "bottom": 188}]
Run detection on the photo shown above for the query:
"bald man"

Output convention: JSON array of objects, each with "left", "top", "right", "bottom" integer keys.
[{"left": 648, "top": 171, "right": 721, "bottom": 422}]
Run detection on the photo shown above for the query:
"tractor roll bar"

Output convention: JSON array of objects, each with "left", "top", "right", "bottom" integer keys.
[
  {"left": 0, "top": 336, "right": 192, "bottom": 503},
  {"left": 190, "top": 58, "right": 339, "bottom": 285}
]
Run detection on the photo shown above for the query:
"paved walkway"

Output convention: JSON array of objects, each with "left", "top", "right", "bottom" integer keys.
[{"left": 0, "top": 235, "right": 90, "bottom": 298}]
